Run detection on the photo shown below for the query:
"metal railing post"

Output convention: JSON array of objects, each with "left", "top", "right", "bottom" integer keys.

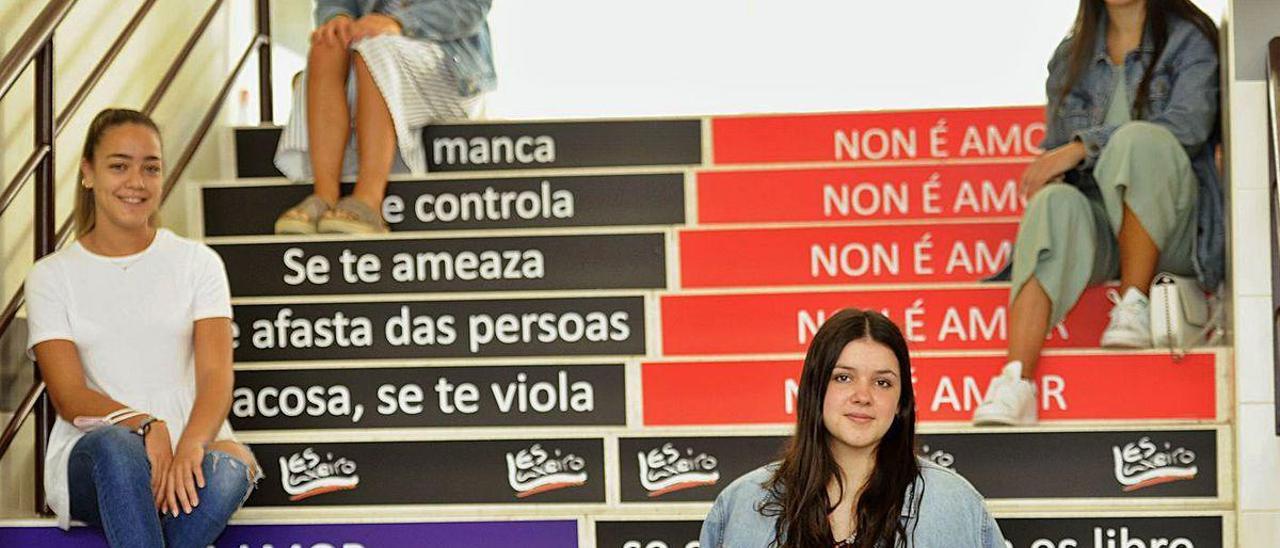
[
  {"left": 256, "top": 0, "right": 273, "bottom": 123},
  {"left": 33, "top": 38, "right": 56, "bottom": 515}
]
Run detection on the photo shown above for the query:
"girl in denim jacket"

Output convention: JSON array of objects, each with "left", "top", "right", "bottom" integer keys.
[
  {"left": 701, "top": 309, "right": 1003, "bottom": 547},
  {"left": 974, "top": 0, "right": 1222, "bottom": 426}
]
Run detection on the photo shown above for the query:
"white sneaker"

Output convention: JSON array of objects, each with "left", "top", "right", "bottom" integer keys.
[
  {"left": 972, "top": 361, "right": 1038, "bottom": 426},
  {"left": 1099, "top": 287, "right": 1152, "bottom": 348}
]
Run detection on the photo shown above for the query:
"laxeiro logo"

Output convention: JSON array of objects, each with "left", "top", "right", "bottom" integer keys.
[
  {"left": 918, "top": 444, "right": 955, "bottom": 471},
  {"left": 1112, "top": 436, "right": 1198, "bottom": 492},
  {"left": 638, "top": 442, "right": 720, "bottom": 497},
  {"left": 279, "top": 447, "right": 359, "bottom": 501},
  {"left": 505, "top": 443, "right": 588, "bottom": 498}
]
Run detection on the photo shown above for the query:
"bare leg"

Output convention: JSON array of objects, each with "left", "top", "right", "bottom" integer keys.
[
  {"left": 349, "top": 52, "right": 396, "bottom": 212},
  {"left": 1117, "top": 204, "right": 1159, "bottom": 294},
  {"left": 1008, "top": 277, "right": 1052, "bottom": 379},
  {"left": 306, "top": 41, "right": 351, "bottom": 206}
]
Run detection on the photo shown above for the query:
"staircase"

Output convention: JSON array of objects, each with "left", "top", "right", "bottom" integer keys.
[{"left": 0, "top": 106, "right": 1234, "bottom": 547}]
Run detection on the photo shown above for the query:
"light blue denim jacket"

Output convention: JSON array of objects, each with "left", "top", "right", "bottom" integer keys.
[
  {"left": 1043, "top": 12, "right": 1223, "bottom": 289},
  {"left": 699, "top": 460, "right": 1004, "bottom": 548},
  {"left": 314, "top": 0, "right": 496, "bottom": 96}
]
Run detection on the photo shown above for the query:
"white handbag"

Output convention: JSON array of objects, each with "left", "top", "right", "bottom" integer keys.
[{"left": 1148, "top": 272, "right": 1220, "bottom": 357}]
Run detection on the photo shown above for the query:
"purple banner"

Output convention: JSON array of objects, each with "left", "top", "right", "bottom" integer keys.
[{"left": 0, "top": 520, "right": 579, "bottom": 548}]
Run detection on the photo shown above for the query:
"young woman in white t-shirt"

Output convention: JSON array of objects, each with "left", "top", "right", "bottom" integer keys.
[{"left": 26, "top": 108, "right": 259, "bottom": 547}]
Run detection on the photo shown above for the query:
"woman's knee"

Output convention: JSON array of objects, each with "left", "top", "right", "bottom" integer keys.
[
  {"left": 73, "top": 426, "right": 145, "bottom": 462},
  {"left": 1024, "top": 184, "right": 1090, "bottom": 224},
  {"left": 308, "top": 41, "right": 350, "bottom": 76},
  {"left": 70, "top": 427, "right": 150, "bottom": 486},
  {"left": 200, "top": 448, "right": 257, "bottom": 506},
  {"left": 1101, "top": 121, "right": 1181, "bottom": 160}
]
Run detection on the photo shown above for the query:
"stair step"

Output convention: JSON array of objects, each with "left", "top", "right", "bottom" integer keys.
[
  {"left": 230, "top": 363, "right": 626, "bottom": 431},
  {"left": 0, "top": 511, "right": 1230, "bottom": 547},
  {"left": 711, "top": 106, "right": 1044, "bottom": 165},
  {"left": 188, "top": 425, "right": 1228, "bottom": 509},
  {"left": 641, "top": 351, "right": 1223, "bottom": 426},
  {"left": 249, "top": 439, "right": 606, "bottom": 506},
  {"left": 695, "top": 162, "right": 1026, "bottom": 224},
  {"left": 660, "top": 285, "right": 1114, "bottom": 355},
  {"left": 678, "top": 221, "right": 1016, "bottom": 287},
  {"left": 201, "top": 172, "right": 687, "bottom": 237},
  {"left": 234, "top": 119, "right": 703, "bottom": 179},
  {"left": 594, "top": 514, "right": 1229, "bottom": 548},
  {"left": 0, "top": 519, "right": 580, "bottom": 547},
  {"left": 231, "top": 295, "right": 646, "bottom": 362},
  {"left": 213, "top": 232, "right": 667, "bottom": 298},
  {"left": 608, "top": 428, "right": 1226, "bottom": 507}
]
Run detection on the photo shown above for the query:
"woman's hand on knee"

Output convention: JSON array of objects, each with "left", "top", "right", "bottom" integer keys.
[
  {"left": 143, "top": 421, "right": 173, "bottom": 511},
  {"left": 1022, "top": 141, "right": 1086, "bottom": 199},
  {"left": 312, "top": 14, "right": 353, "bottom": 48},
  {"left": 164, "top": 439, "right": 207, "bottom": 516}
]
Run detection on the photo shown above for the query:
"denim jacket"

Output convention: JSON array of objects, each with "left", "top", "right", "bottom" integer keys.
[
  {"left": 314, "top": 0, "right": 496, "bottom": 96},
  {"left": 1042, "top": 12, "right": 1224, "bottom": 289},
  {"left": 699, "top": 460, "right": 1004, "bottom": 548}
]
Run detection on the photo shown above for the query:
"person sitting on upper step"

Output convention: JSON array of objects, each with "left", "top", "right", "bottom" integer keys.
[
  {"left": 973, "top": 0, "right": 1223, "bottom": 427},
  {"left": 27, "top": 108, "right": 260, "bottom": 547},
  {"left": 274, "top": 0, "right": 496, "bottom": 235}
]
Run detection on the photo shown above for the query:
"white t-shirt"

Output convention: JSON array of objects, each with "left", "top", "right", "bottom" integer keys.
[{"left": 25, "top": 229, "right": 237, "bottom": 528}]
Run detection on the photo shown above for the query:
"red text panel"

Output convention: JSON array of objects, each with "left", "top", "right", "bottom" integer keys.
[
  {"left": 642, "top": 353, "right": 1216, "bottom": 425},
  {"left": 696, "top": 163, "right": 1028, "bottom": 224},
  {"left": 712, "top": 106, "right": 1045, "bottom": 165},
  {"left": 680, "top": 222, "right": 1017, "bottom": 288},
  {"left": 659, "top": 287, "right": 1111, "bottom": 355}
]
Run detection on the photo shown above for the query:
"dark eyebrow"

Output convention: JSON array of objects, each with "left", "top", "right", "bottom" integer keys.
[
  {"left": 832, "top": 366, "right": 899, "bottom": 377},
  {"left": 106, "top": 153, "right": 162, "bottom": 162}
]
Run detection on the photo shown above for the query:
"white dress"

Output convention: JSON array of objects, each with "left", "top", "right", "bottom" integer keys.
[{"left": 25, "top": 229, "right": 239, "bottom": 528}]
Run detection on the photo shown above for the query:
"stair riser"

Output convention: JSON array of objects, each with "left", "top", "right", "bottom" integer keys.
[
  {"left": 202, "top": 173, "right": 686, "bottom": 237},
  {"left": 215, "top": 234, "right": 667, "bottom": 297}
]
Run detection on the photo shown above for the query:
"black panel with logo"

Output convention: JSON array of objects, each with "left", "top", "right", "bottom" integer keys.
[
  {"left": 214, "top": 233, "right": 667, "bottom": 297},
  {"left": 202, "top": 173, "right": 686, "bottom": 236},
  {"left": 918, "top": 430, "right": 1218, "bottom": 499},
  {"left": 231, "top": 296, "right": 646, "bottom": 362},
  {"left": 423, "top": 120, "right": 702, "bottom": 171},
  {"left": 617, "top": 436, "right": 787, "bottom": 503},
  {"left": 998, "top": 516, "right": 1222, "bottom": 548},
  {"left": 594, "top": 520, "right": 703, "bottom": 548},
  {"left": 611, "top": 430, "right": 1217, "bottom": 503},
  {"left": 246, "top": 439, "right": 606, "bottom": 506},
  {"left": 230, "top": 364, "right": 626, "bottom": 429}
]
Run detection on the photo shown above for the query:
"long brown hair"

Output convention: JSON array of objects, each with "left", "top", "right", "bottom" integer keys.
[
  {"left": 74, "top": 108, "right": 162, "bottom": 237},
  {"left": 1058, "top": 0, "right": 1218, "bottom": 117},
  {"left": 760, "top": 309, "right": 919, "bottom": 548}
]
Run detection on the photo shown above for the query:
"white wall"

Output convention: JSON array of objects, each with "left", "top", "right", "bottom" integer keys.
[
  {"left": 250, "top": 1, "right": 1226, "bottom": 121},
  {"left": 483, "top": 0, "right": 1225, "bottom": 118}
]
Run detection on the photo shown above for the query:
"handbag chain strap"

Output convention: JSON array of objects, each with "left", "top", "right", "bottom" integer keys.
[{"left": 1167, "top": 291, "right": 1226, "bottom": 362}]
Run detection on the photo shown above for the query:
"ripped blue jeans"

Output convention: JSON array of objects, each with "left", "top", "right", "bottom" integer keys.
[{"left": 68, "top": 426, "right": 260, "bottom": 548}]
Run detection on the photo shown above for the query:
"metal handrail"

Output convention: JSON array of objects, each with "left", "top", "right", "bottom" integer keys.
[
  {"left": 0, "top": 0, "right": 156, "bottom": 224},
  {"left": 0, "top": 381, "right": 44, "bottom": 460},
  {"left": 0, "top": 0, "right": 274, "bottom": 513},
  {"left": 143, "top": 0, "right": 226, "bottom": 115},
  {"left": 0, "top": 0, "right": 74, "bottom": 100}
]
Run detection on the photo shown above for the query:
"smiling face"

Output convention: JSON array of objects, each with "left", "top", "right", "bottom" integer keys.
[
  {"left": 80, "top": 123, "right": 163, "bottom": 233},
  {"left": 821, "top": 337, "right": 902, "bottom": 458}
]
